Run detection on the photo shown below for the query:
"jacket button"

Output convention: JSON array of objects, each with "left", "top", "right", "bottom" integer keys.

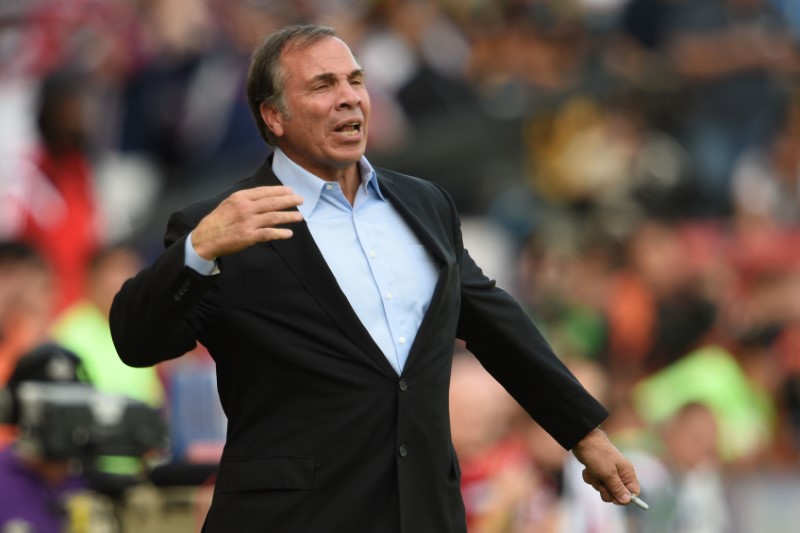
[
  {"left": 398, "top": 379, "right": 408, "bottom": 392},
  {"left": 398, "top": 445, "right": 408, "bottom": 457}
]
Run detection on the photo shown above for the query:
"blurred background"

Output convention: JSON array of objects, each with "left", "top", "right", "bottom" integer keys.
[{"left": 1, "top": 0, "right": 800, "bottom": 531}]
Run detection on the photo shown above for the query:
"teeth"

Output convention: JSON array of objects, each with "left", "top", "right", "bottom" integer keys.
[{"left": 337, "top": 122, "right": 361, "bottom": 135}]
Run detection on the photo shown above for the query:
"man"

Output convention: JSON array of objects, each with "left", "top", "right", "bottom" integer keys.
[
  {"left": 0, "top": 344, "right": 90, "bottom": 533},
  {"left": 110, "top": 24, "right": 641, "bottom": 532}
]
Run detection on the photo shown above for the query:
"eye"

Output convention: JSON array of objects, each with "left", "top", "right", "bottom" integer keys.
[{"left": 310, "top": 78, "right": 333, "bottom": 91}]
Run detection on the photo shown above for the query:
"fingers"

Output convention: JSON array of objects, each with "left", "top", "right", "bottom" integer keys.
[
  {"left": 605, "top": 468, "right": 634, "bottom": 505},
  {"left": 226, "top": 187, "right": 304, "bottom": 234},
  {"left": 573, "top": 428, "right": 643, "bottom": 507},
  {"left": 582, "top": 468, "right": 615, "bottom": 503},
  {"left": 581, "top": 455, "right": 640, "bottom": 506},
  {"left": 238, "top": 186, "right": 304, "bottom": 214},
  {"left": 249, "top": 209, "right": 305, "bottom": 232},
  {"left": 192, "top": 186, "right": 305, "bottom": 259},
  {"left": 256, "top": 226, "right": 295, "bottom": 241}
]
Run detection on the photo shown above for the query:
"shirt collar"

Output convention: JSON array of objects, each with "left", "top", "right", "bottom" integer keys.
[{"left": 271, "top": 148, "right": 384, "bottom": 218}]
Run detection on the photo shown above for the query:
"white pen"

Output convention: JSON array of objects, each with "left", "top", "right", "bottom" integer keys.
[{"left": 630, "top": 494, "right": 650, "bottom": 510}]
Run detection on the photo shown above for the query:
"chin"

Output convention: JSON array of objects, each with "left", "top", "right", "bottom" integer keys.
[{"left": 334, "top": 147, "right": 366, "bottom": 164}]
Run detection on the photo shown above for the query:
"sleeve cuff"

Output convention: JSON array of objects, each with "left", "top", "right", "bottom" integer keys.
[{"left": 184, "top": 232, "right": 219, "bottom": 275}]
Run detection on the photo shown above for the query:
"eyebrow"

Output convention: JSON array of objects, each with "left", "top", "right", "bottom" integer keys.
[{"left": 310, "top": 69, "right": 365, "bottom": 85}]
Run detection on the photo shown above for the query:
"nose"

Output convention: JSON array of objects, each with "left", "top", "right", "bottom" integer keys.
[{"left": 336, "top": 82, "right": 362, "bottom": 110}]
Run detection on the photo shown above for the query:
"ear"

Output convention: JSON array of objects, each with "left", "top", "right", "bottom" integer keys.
[{"left": 261, "top": 103, "right": 285, "bottom": 139}]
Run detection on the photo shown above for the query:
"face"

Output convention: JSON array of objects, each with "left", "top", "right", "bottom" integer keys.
[
  {"left": 262, "top": 37, "right": 370, "bottom": 180},
  {"left": 89, "top": 248, "right": 143, "bottom": 318}
]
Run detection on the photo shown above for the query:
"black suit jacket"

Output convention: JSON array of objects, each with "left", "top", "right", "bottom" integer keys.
[{"left": 110, "top": 159, "right": 608, "bottom": 532}]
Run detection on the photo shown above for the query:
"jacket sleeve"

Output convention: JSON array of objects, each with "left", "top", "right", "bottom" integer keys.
[
  {"left": 445, "top": 193, "right": 608, "bottom": 450},
  {"left": 109, "top": 210, "right": 219, "bottom": 368}
]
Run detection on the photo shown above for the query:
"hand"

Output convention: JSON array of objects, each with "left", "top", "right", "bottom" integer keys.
[
  {"left": 191, "top": 186, "right": 304, "bottom": 260},
  {"left": 572, "top": 427, "right": 641, "bottom": 506}
]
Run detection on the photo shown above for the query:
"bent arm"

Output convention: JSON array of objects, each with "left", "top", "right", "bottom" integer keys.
[
  {"left": 110, "top": 211, "right": 218, "bottom": 367},
  {"left": 109, "top": 184, "right": 304, "bottom": 367}
]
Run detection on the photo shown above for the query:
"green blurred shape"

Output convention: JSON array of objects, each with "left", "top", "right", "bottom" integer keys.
[{"left": 633, "top": 345, "right": 775, "bottom": 462}]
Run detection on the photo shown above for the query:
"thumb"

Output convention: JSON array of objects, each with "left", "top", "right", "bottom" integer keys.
[
  {"left": 612, "top": 459, "right": 641, "bottom": 505},
  {"left": 607, "top": 472, "right": 633, "bottom": 505}
]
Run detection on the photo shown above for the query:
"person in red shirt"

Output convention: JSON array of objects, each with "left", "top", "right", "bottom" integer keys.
[{"left": 13, "top": 70, "right": 102, "bottom": 315}]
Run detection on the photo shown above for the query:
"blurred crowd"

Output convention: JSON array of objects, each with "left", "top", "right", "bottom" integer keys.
[{"left": 2, "top": 0, "right": 800, "bottom": 531}]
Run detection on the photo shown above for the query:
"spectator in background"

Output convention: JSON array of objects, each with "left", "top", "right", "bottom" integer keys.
[
  {"left": 2, "top": 70, "right": 102, "bottom": 315},
  {"left": 51, "top": 244, "right": 164, "bottom": 408},
  {"left": 356, "top": 0, "right": 505, "bottom": 214},
  {"left": 119, "top": 0, "right": 287, "bottom": 189},
  {"left": 514, "top": 226, "right": 611, "bottom": 362},
  {"left": 0, "top": 242, "right": 54, "bottom": 390},
  {"left": 606, "top": 219, "right": 718, "bottom": 375},
  {"left": 731, "top": 92, "right": 800, "bottom": 228},
  {"left": 622, "top": 0, "right": 797, "bottom": 216},
  {"left": 634, "top": 344, "right": 776, "bottom": 465},
  {"left": 513, "top": 418, "right": 569, "bottom": 533},
  {"left": 117, "top": 0, "right": 217, "bottom": 176},
  {"left": 0, "top": 343, "right": 91, "bottom": 533},
  {"left": 629, "top": 402, "right": 732, "bottom": 533},
  {"left": 449, "top": 352, "right": 532, "bottom": 532}
]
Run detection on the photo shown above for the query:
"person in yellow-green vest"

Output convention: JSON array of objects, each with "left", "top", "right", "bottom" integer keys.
[{"left": 51, "top": 245, "right": 164, "bottom": 408}]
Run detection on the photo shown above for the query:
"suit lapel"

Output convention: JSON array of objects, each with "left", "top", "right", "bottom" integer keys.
[
  {"left": 377, "top": 171, "right": 456, "bottom": 374},
  {"left": 376, "top": 172, "right": 449, "bottom": 266},
  {"left": 253, "top": 160, "right": 398, "bottom": 378}
]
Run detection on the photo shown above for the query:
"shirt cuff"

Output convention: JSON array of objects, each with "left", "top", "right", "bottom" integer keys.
[{"left": 184, "top": 232, "right": 219, "bottom": 275}]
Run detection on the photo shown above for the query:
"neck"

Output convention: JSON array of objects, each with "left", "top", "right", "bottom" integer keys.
[
  {"left": 275, "top": 147, "right": 363, "bottom": 206},
  {"left": 334, "top": 166, "right": 361, "bottom": 206}
]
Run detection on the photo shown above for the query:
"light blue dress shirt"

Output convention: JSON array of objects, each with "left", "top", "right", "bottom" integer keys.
[{"left": 186, "top": 149, "right": 439, "bottom": 375}]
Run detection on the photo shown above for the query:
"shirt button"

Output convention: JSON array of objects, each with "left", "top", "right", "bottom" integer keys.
[
  {"left": 398, "top": 445, "right": 408, "bottom": 457},
  {"left": 398, "top": 379, "right": 408, "bottom": 392},
  {"left": 398, "top": 336, "right": 406, "bottom": 344},
  {"left": 369, "top": 250, "right": 377, "bottom": 258},
  {"left": 325, "top": 184, "right": 334, "bottom": 190},
  {"left": 386, "top": 292, "right": 393, "bottom": 300}
]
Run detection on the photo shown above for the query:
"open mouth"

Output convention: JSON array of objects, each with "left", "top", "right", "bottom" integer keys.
[{"left": 335, "top": 121, "right": 362, "bottom": 137}]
